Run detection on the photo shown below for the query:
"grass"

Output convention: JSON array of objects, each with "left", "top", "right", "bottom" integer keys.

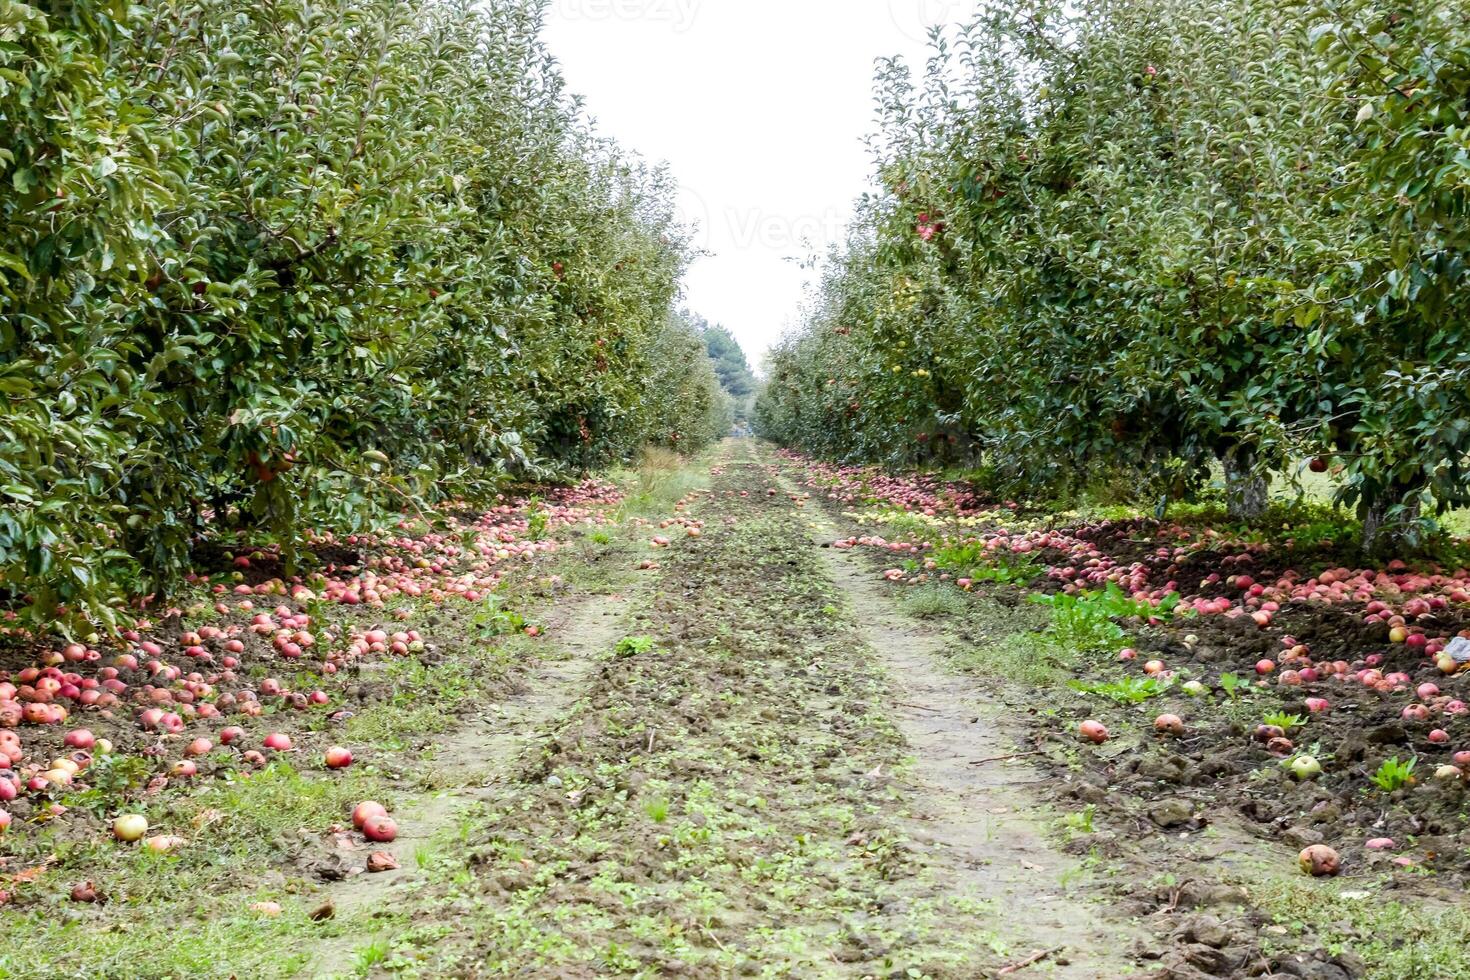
[
  {"left": 355, "top": 939, "right": 392, "bottom": 972},
  {"left": 1251, "top": 877, "right": 1470, "bottom": 978},
  {"left": 338, "top": 630, "right": 531, "bottom": 749},
  {"left": 942, "top": 595, "right": 1085, "bottom": 688},
  {"left": 0, "top": 505, "right": 629, "bottom": 979},
  {"left": 953, "top": 630, "right": 1082, "bottom": 689},
  {"left": 363, "top": 443, "right": 1008, "bottom": 975},
  {"left": 899, "top": 584, "right": 968, "bottom": 618},
  {"left": 1275, "top": 467, "right": 1470, "bottom": 538},
  {"left": 0, "top": 904, "right": 331, "bottom": 978},
  {"left": 0, "top": 760, "right": 394, "bottom": 979},
  {"left": 610, "top": 446, "right": 713, "bottom": 519}
]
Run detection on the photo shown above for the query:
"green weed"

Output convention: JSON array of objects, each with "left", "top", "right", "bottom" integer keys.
[
  {"left": 1060, "top": 804, "right": 1097, "bottom": 835},
  {"left": 1371, "top": 757, "right": 1417, "bottom": 792},
  {"left": 1263, "top": 711, "right": 1307, "bottom": 732},
  {"left": 1251, "top": 877, "right": 1470, "bottom": 977},
  {"left": 1029, "top": 583, "right": 1180, "bottom": 653},
  {"left": 930, "top": 541, "right": 1043, "bottom": 587},
  {"left": 1219, "top": 672, "right": 1248, "bottom": 700},
  {"left": 616, "top": 635, "right": 656, "bottom": 657},
  {"left": 526, "top": 498, "right": 550, "bottom": 541},
  {"left": 1068, "top": 676, "right": 1172, "bottom": 704}
]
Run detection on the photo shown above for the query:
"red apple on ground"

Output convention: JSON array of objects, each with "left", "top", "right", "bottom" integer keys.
[
  {"left": 1299, "top": 844, "right": 1340, "bottom": 877},
  {"left": 363, "top": 814, "right": 397, "bottom": 843}
]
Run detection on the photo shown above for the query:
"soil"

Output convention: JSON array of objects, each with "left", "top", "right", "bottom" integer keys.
[
  {"left": 189, "top": 540, "right": 366, "bottom": 587},
  {"left": 781, "top": 449, "right": 1470, "bottom": 979},
  {"left": 791, "top": 474, "right": 1141, "bottom": 978},
  {"left": 305, "top": 587, "right": 634, "bottom": 973},
  {"left": 343, "top": 443, "right": 1168, "bottom": 976},
  {"left": 7, "top": 441, "right": 1469, "bottom": 978}
]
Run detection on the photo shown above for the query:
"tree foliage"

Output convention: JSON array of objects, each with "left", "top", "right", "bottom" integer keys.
[
  {"left": 756, "top": 0, "right": 1470, "bottom": 549},
  {"left": 640, "top": 311, "right": 732, "bottom": 453},
  {"left": 696, "top": 317, "right": 757, "bottom": 400},
  {"left": 0, "top": 0, "right": 723, "bottom": 632},
  {"left": 679, "top": 310, "right": 755, "bottom": 430}
]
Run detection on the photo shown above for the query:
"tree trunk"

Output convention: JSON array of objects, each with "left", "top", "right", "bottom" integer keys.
[
  {"left": 1221, "top": 447, "right": 1268, "bottom": 523},
  {"left": 1362, "top": 489, "right": 1424, "bottom": 556}
]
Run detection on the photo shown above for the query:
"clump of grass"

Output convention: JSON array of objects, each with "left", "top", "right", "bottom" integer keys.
[
  {"left": 613, "top": 447, "right": 711, "bottom": 518},
  {"left": 356, "top": 938, "right": 392, "bottom": 971},
  {"left": 899, "top": 585, "right": 968, "bottom": 618},
  {"left": 953, "top": 632, "right": 1081, "bottom": 688}
]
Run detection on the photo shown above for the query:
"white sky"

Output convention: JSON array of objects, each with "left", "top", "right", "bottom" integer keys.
[{"left": 543, "top": 0, "right": 954, "bottom": 371}]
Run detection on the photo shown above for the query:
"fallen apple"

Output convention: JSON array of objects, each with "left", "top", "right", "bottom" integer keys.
[
  {"left": 1298, "top": 844, "right": 1340, "bottom": 877},
  {"left": 363, "top": 814, "right": 398, "bottom": 843},
  {"left": 263, "top": 732, "right": 292, "bottom": 752},
  {"left": 1153, "top": 714, "right": 1185, "bottom": 736},
  {"left": 353, "top": 801, "right": 388, "bottom": 830},
  {"left": 113, "top": 814, "right": 148, "bottom": 842},
  {"left": 144, "top": 834, "right": 186, "bottom": 854},
  {"left": 1288, "top": 755, "right": 1322, "bottom": 780}
]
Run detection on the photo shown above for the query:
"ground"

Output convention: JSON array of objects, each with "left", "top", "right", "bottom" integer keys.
[{"left": 1, "top": 441, "right": 1466, "bottom": 978}]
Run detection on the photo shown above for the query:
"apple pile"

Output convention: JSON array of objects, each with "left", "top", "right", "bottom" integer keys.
[
  {"left": 0, "top": 479, "right": 622, "bottom": 848},
  {"left": 352, "top": 800, "right": 397, "bottom": 843},
  {"left": 778, "top": 452, "right": 993, "bottom": 517},
  {"left": 780, "top": 449, "right": 1470, "bottom": 883}
]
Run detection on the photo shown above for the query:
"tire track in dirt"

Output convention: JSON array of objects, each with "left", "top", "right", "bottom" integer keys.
[
  {"left": 776, "top": 463, "right": 1144, "bottom": 979},
  {"left": 308, "top": 587, "right": 632, "bottom": 974},
  {"left": 406, "top": 442, "right": 1037, "bottom": 975}
]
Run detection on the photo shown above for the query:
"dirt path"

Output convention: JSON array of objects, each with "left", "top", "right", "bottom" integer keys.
[
  {"left": 349, "top": 441, "right": 1150, "bottom": 977},
  {"left": 779, "top": 466, "right": 1142, "bottom": 978},
  {"left": 768, "top": 451, "right": 1388, "bottom": 980},
  {"left": 309, "top": 587, "right": 633, "bottom": 975}
]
